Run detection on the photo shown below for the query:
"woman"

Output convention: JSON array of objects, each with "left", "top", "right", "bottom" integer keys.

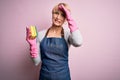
[{"left": 26, "top": 3, "right": 83, "bottom": 80}]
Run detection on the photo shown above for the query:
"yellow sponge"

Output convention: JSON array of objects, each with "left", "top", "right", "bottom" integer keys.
[{"left": 30, "top": 26, "right": 37, "bottom": 39}]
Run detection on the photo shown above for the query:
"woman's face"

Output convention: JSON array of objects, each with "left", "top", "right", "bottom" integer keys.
[{"left": 52, "top": 9, "right": 66, "bottom": 27}]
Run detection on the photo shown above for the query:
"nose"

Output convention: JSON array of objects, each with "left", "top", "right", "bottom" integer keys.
[{"left": 56, "top": 14, "right": 62, "bottom": 19}]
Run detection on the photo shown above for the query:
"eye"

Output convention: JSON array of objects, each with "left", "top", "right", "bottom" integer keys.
[
  {"left": 54, "top": 11, "right": 59, "bottom": 15},
  {"left": 61, "top": 13, "right": 66, "bottom": 18}
]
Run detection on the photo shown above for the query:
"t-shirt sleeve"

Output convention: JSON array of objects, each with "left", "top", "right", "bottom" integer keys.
[{"left": 68, "top": 29, "right": 83, "bottom": 47}]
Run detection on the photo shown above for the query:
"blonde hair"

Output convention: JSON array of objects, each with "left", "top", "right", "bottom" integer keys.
[{"left": 52, "top": 3, "right": 71, "bottom": 14}]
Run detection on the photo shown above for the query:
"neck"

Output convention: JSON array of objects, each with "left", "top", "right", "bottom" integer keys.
[
  {"left": 50, "top": 25, "right": 62, "bottom": 33},
  {"left": 51, "top": 24, "right": 62, "bottom": 31}
]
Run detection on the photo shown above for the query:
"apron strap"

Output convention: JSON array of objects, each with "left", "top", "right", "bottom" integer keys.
[
  {"left": 61, "top": 27, "right": 64, "bottom": 38},
  {"left": 45, "top": 28, "right": 50, "bottom": 37}
]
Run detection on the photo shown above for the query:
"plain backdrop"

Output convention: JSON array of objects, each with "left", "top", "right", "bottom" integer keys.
[{"left": 0, "top": 0, "right": 120, "bottom": 80}]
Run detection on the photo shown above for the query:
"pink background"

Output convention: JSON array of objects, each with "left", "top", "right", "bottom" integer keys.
[{"left": 0, "top": 0, "right": 120, "bottom": 80}]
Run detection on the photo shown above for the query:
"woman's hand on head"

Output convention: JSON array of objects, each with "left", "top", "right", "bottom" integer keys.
[
  {"left": 58, "top": 4, "right": 71, "bottom": 21},
  {"left": 58, "top": 4, "right": 78, "bottom": 32}
]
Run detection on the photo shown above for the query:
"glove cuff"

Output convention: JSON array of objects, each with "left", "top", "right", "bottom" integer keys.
[
  {"left": 68, "top": 19, "right": 79, "bottom": 32},
  {"left": 30, "top": 43, "right": 38, "bottom": 58}
]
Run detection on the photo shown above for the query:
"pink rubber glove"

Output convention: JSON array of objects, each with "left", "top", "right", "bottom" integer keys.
[
  {"left": 26, "top": 27, "right": 38, "bottom": 58},
  {"left": 59, "top": 5, "right": 78, "bottom": 32}
]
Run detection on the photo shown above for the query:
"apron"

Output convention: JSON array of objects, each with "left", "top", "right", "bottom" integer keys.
[{"left": 39, "top": 28, "right": 71, "bottom": 80}]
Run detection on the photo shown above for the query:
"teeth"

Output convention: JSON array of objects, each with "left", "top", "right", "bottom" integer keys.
[{"left": 55, "top": 20, "right": 60, "bottom": 23}]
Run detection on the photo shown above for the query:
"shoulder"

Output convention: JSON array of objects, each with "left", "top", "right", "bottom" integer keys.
[
  {"left": 63, "top": 27, "right": 71, "bottom": 47},
  {"left": 38, "top": 29, "right": 47, "bottom": 35},
  {"left": 37, "top": 29, "right": 47, "bottom": 41},
  {"left": 63, "top": 27, "right": 70, "bottom": 39}
]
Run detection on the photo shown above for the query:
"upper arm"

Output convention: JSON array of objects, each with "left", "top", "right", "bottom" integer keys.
[{"left": 68, "top": 29, "right": 83, "bottom": 47}]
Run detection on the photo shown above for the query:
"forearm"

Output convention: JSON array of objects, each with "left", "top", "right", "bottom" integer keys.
[
  {"left": 30, "top": 40, "right": 41, "bottom": 66},
  {"left": 31, "top": 56, "right": 41, "bottom": 66},
  {"left": 26, "top": 27, "right": 41, "bottom": 66}
]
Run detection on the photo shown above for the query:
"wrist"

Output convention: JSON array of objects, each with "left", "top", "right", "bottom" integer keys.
[
  {"left": 30, "top": 45, "right": 37, "bottom": 50},
  {"left": 28, "top": 38, "right": 37, "bottom": 46}
]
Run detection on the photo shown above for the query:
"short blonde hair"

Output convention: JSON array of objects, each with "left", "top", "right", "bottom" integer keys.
[{"left": 52, "top": 3, "right": 71, "bottom": 14}]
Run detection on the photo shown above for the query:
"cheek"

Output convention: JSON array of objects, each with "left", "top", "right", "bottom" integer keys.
[
  {"left": 52, "top": 16, "right": 55, "bottom": 22},
  {"left": 61, "top": 18, "right": 65, "bottom": 23},
  {"left": 52, "top": 15, "right": 56, "bottom": 21},
  {"left": 52, "top": 14, "right": 65, "bottom": 23}
]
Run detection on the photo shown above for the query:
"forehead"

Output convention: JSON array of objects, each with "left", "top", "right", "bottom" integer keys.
[
  {"left": 52, "top": 5, "right": 59, "bottom": 11},
  {"left": 52, "top": 6, "right": 64, "bottom": 14}
]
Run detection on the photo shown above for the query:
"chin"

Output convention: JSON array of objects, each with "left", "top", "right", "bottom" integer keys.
[{"left": 53, "top": 23, "right": 62, "bottom": 27}]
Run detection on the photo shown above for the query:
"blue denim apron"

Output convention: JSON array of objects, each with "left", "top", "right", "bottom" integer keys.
[{"left": 39, "top": 28, "right": 71, "bottom": 80}]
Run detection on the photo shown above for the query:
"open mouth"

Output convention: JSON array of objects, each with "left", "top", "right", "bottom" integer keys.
[{"left": 55, "top": 19, "right": 61, "bottom": 24}]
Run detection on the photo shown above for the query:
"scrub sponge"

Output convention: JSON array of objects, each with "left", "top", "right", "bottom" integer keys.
[{"left": 30, "top": 26, "right": 38, "bottom": 39}]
